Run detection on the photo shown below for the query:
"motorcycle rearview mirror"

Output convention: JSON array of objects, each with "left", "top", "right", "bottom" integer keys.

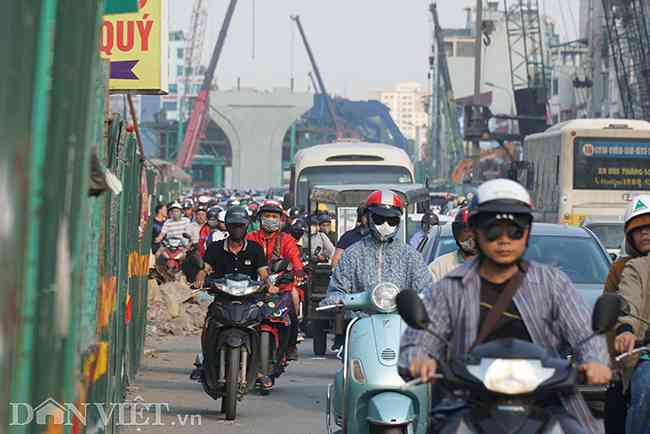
[
  {"left": 396, "top": 290, "right": 431, "bottom": 330},
  {"left": 592, "top": 294, "right": 625, "bottom": 334}
]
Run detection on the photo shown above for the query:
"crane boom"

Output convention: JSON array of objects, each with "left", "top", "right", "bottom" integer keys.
[
  {"left": 290, "top": 15, "right": 343, "bottom": 138},
  {"left": 177, "top": 0, "right": 238, "bottom": 168},
  {"left": 177, "top": 0, "right": 208, "bottom": 153}
]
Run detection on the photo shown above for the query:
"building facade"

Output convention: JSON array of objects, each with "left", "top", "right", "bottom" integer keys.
[{"left": 378, "top": 82, "right": 430, "bottom": 159}]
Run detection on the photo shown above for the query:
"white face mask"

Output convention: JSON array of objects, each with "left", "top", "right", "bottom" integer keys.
[
  {"left": 459, "top": 237, "right": 477, "bottom": 254},
  {"left": 375, "top": 222, "right": 397, "bottom": 238}
]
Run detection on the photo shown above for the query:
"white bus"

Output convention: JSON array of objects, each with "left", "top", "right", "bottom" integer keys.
[
  {"left": 288, "top": 142, "right": 415, "bottom": 210},
  {"left": 522, "top": 119, "right": 650, "bottom": 224}
]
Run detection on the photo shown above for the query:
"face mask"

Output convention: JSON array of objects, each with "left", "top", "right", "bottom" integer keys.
[
  {"left": 228, "top": 226, "right": 247, "bottom": 242},
  {"left": 459, "top": 237, "right": 477, "bottom": 255},
  {"left": 208, "top": 219, "right": 219, "bottom": 228},
  {"left": 375, "top": 222, "right": 397, "bottom": 238},
  {"left": 261, "top": 217, "right": 281, "bottom": 232}
]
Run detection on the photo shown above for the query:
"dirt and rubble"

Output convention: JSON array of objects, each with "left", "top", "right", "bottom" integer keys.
[{"left": 146, "top": 279, "right": 210, "bottom": 337}]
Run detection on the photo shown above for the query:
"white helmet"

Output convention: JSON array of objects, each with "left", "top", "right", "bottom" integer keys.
[
  {"left": 624, "top": 195, "right": 650, "bottom": 234},
  {"left": 468, "top": 178, "right": 533, "bottom": 226},
  {"left": 218, "top": 210, "right": 227, "bottom": 223}
]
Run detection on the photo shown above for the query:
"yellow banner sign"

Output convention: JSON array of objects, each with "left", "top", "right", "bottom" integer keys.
[{"left": 100, "top": 0, "right": 168, "bottom": 94}]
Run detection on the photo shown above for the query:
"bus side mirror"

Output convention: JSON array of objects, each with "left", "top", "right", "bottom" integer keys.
[
  {"left": 525, "top": 163, "right": 535, "bottom": 191},
  {"left": 284, "top": 192, "right": 295, "bottom": 209}
]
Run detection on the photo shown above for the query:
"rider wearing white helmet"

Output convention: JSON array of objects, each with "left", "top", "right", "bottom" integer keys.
[
  {"left": 610, "top": 196, "right": 650, "bottom": 434},
  {"left": 401, "top": 179, "right": 610, "bottom": 434}
]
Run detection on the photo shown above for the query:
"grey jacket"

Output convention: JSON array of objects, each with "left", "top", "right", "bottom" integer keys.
[
  {"left": 325, "top": 236, "right": 433, "bottom": 302},
  {"left": 400, "top": 257, "right": 609, "bottom": 434}
]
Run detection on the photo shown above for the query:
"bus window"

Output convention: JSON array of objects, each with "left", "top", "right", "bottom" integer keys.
[
  {"left": 297, "top": 165, "right": 413, "bottom": 208},
  {"left": 573, "top": 138, "right": 650, "bottom": 190}
]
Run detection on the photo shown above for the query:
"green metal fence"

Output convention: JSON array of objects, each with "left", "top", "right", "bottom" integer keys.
[{"left": 2, "top": 1, "right": 162, "bottom": 433}]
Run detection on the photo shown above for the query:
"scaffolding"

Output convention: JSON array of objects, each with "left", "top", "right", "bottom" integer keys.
[
  {"left": 503, "top": 0, "right": 549, "bottom": 135},
  {"left": 602, "top": 0, "right": 650, "bottom": 119}
]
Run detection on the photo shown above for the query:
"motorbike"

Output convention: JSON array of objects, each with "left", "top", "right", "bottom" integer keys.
[
  {"left": 317, "top": 283, "right": 431, "bottom": 434},
  {"left": 152, "top": 234, "right": 195, "bottom": 284},
  {"left": 199, "top": 274, "right": 265, "bottom": 420},
  {"left": 395, "top": 290, "right": 623, "bottom": 434},
  {"left": 257, "top": 260, "right": 295, "bottom": 393}
]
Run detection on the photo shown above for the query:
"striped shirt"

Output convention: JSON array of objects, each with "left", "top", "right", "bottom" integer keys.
[
  {"left": 399, "top": 257, "right": 608, "bottom": 434},
  {"left": 160, "top": 217, "right": 193, "bottom": 243}
]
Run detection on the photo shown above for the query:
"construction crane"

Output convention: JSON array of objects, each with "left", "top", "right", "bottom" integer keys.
[
  {"left": 176, "top": 0, "right": 238, "bottom": 169},
  {"left": 176, "top": 0, "right": 208, "bottom": 153},
  {"left": 430, "top": 2, "right": 464, "bottom": 179},
  {"left": 290, "top": 15, "right": 344, "bottom": 139},
  {"left": 503, "top": 0, "right": 548, "bottom": 136},
  {"left": 602, "top": 0, "right": 650, "bottom": 120}
]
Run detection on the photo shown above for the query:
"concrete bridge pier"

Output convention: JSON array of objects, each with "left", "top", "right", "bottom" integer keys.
[{"left": 209, "top": 88, "right": 312, "bottom": 189}]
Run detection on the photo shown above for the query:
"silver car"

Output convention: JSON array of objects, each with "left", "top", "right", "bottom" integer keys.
[{"left": 419, "top": 222, "right": 613, "bottom": 310}]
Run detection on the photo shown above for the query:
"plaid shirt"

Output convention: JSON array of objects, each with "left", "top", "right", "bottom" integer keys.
[{"left": 400, "top": 257, "right": 608, "bottom": 434}]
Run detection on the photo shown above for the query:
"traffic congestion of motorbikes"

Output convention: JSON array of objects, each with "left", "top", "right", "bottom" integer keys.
[{"left": 149, "top": 181, "right": 650, "bottom": 434}]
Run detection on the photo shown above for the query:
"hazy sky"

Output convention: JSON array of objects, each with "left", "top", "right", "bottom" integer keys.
[{"left": 168, "top": 1, "right": 582, "bottom": 99}]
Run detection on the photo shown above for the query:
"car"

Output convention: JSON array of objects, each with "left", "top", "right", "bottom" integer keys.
[
  {"left": 420, "top": 223, "right": 613, "bottom": 309},
  {"left": 582, "top": 218, "right": 625, "bottom": 260}
]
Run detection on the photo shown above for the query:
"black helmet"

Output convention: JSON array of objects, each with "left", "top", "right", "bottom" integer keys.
[
  {"left": 317, "top": 214, "right": 332, "bottom": 225},
  {"left": 225, "top": 206, "right": 250, "bottom": 225},
  {"left": 286, "top": 218, "right": 307, "bottom": 241},
  {"left": 452, "top": 208, "right": 470, "bottom": 241},
  {"left": 207, "top": 207, "right": 220, "bottom": 221}
]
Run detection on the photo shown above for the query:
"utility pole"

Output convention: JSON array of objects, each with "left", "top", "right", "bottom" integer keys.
[
  {"left": 472, "top": 0, "right": 483, "bottom": 182},
  {"left": 430, "top": 3, "right": 440, "bottom": 178},
  {"left": 589, "top": 0, "right": 605, "bottom": 117}
]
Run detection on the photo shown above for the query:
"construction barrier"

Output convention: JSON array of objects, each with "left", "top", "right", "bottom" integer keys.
[{"left": 0, "top": 2, "right": 184, "bottom": 433}]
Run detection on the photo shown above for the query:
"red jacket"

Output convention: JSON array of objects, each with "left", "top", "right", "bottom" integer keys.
[
  {"left": 246, "top": 229, "right": 304, "bottom": 276},
  {"left": 197, "top": 224, "right": 212, "bottom": 257}
]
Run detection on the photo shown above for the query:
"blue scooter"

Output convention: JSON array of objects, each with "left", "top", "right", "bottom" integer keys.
[{"left": 318, "top": 283, "right": 430, "bottom": 434}]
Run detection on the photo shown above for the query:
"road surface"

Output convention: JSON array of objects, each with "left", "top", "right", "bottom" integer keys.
[{"left": 120, "top": 335, "right": 339, "bottom": 434}]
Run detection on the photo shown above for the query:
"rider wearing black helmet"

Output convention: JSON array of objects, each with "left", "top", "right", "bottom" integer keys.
[
  {"left": 401, "top": 179, "right": 611, "bottom": 434},
  {"left": 428, "top": 207, "right": 477, "bottom": 282},
  {"left": 195, "top": 206, "right": 273, "bottom": 289},
  {"left": 193, "top": 206, "right": 279, "bottom": 389}
]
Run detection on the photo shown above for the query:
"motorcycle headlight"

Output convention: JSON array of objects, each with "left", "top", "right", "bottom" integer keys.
[
  {"left": 466, "top": 358, "right": 556, "bottom": 395},
  {"left": 221, "top": 278, "right": 258, "bottom": 297},
  {"left": 370, "top": 282, "right": 400, "bottom": 313}
]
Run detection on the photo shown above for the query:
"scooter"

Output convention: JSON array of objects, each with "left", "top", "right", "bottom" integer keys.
[
  {"left": 199, "top": 274, "right": 264, "bottom": 420},
  {"left": 317, "top": 283, "right": 431, "bottom": 434},
  {"left": 153, "top": 237, "right": 188, "bottom": 282},
  {"left": 395, "top": 290, "right": 623, "bottom": 434},
  {"left": 258, "top": 261, "right": 294, "bottom": 393}
]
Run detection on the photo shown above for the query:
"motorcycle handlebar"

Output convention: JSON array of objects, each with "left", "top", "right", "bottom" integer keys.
[
  {"left": 398, "top": 366, "right": 443, "bottom": 390},
  {"left": 615, "top": 346, "right": 650, "bottom": 362},
  {"left": 315, "top": 304, "right": 341, "bottom": 312}
]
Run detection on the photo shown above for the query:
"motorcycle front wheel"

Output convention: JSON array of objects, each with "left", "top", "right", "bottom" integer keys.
[
  {"left": 222, "top": 347, "right": 240, "bottom": 420},
  {"left": 259, "top": 331, "right": 273, "bottom": 376}
]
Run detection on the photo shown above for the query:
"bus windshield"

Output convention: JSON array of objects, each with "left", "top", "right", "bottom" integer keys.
[
  {"left": 296, "top": 165, "right": 413, "bottom": 207},
  {"left": 573, "top": 138, "right": 650, "bottom": 190}
]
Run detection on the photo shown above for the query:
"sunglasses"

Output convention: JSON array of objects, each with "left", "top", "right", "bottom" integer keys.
[
  {"left": 480, "top": 223, "right": 526, "bottom": 242},
  {"left": 371, "top": 213, "right": 401, "bottom": 227}
]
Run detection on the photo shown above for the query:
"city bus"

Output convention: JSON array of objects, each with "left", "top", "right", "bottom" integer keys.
[
  {"left": 287, "top": 141, "right": 415, "bottom": 210},
  {"left": 522, "top": 119, "right": 650, "bottom": 224}
]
